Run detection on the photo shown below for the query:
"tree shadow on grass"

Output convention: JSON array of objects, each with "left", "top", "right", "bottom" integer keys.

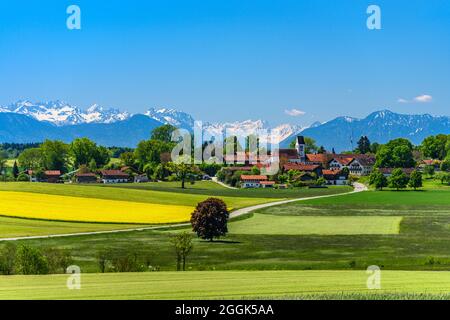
[{"left": 199, "top": 239, "right": 241, "bottom": 244}]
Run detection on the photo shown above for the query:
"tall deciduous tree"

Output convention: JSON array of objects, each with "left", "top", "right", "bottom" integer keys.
[
  {"left": 369, "top": 169, "right": 388, "bottom": 191},
  {"left": 135, "top": 139, "right": 172, "bottom": 171},
  {"left": 40, "top": 140, "right": 69, "bottom": 172},
  {"left": 375, "top": 138, "right": 415, "bottom": 168},
  {"left": 17, "top": 148, "right": 42, "bottom": 170},
  {"left": 167, "top": 155, "right": 199, "bottom": 189},
  {"left": 408, "top": 170, "right": 423, "bottom": 190},
  {"left": 151, "top": 124, "right": 178, "bottom": 143},
  {"left": 191, "top": 198, "right": 229, "bottom": 241},
  {"left": 70, "top": 138, "right": 110, "bottom": 169},
  {"left": 421, "top": 134, "right": 449, "bottom": 160},
  {"left": 388, "top": 168, "right": 409, "bottom": 191}
]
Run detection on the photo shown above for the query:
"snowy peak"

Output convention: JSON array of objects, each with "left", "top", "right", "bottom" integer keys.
[
  {"left": 8, "top": 100, "right": 85, "bottom": 125},
  {"left": 145, "top": 107, "right": 194, "bottom": 129},
  {"left": 202, "top": 120, "right": 303, "bottom": 144},
  {"left": 4, "top": 100, "right": 131, "bottom": 126},
  {"left": 83, "top": 104, "right": 130, "bottom": 124},
  {"left": 144, "top": 108, "right": 303, "bottom": 144},
  {"left": 0, "top": 100, "right": 304, "bottom": 145}
]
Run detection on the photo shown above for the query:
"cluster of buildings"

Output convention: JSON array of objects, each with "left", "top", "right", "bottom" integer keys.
[
  {"left": 26, "top": 169, "right": 136, "bottom": 184},
  {"left": 238, "top": 136, "right": 377, "bottom": 188}
]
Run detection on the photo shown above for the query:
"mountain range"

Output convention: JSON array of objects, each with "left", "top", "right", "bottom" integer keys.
[
  {"left": 297, "top": 110, "right": 450, "bottom": 151},
  {"left": 0, "top": 100, "right": 302, "bottom": 147},
  {"left": 1, "top": 100, "right": 450, "bottom": 150}
]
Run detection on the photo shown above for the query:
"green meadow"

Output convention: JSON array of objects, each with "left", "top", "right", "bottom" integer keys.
[
  {"left": 0, "top": 270, "right": 449, "bottom": 300},
  {"left": 228, "top": 214, "right": 402, "bottom": 235},
  {"left": 4, "top": 183, "right": 447, "bottom": 274},
  {"left": 0, "top": 180, "right": 450, "bottom": 299},
  {"left": 0, "top": 182, "right": 351, "bottom": 238}
]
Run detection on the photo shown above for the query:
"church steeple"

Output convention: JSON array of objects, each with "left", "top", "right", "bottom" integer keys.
[{"left": 295, "top": 136, "right": 306, "bottom": 162}]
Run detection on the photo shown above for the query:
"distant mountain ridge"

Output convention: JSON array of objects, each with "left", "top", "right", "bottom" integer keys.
[
  {"left": 299, "top": 110, "right": 450, "bottom": 151},
  {"left": 0, "top": 100, "right": 304, "bottom": 147},
  {"left": 0, "top": 113, "right": 163, "bottom": 146},
  {"left": 1, "top": 100, "right": 450, "bottom": 149},
  {"left": 2, "top": 100, "right": 130, "bottom": 126}
]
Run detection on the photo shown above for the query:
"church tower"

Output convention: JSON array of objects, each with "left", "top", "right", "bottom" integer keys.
[{"left": 295, "top": 136, "right": 306, "bottom": 163}]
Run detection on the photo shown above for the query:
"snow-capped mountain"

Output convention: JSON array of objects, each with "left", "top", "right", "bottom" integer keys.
[
  {"left": 144, "top": 109, "right": 303, "bottom": 144},
  {"left": 145, "top": 108, "right": 194, "bottom": 129},
  {"left": 4, "top": 99, "right": 450, "bottom": 150},
  {"left": 83, "top": 104, "right": 130, "bottom": 124},
  {"left": 202, "top": 120, "right": 303, "bottom": 144},
  {"left": 144, "top": 108, "right": 304, "bottom": 144},
  {"left": 2, "top": 100, "right": 130, "bottom": 126}
]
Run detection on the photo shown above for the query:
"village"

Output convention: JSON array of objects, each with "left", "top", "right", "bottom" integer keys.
[{"left": 9, "top": 134, "right": 446, "bottom": 191}]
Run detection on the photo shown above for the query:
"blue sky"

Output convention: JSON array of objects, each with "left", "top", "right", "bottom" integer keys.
[{"left": 0, "top": 0, "right": 449, "bottom": 126}]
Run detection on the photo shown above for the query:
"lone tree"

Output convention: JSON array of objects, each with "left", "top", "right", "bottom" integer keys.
[
  {"left": 369, "top": 169, "right": 388, "bottom": 191},
  {"left": 191, "top": 198, "right": 229, "bottom": 241},
  {"left": 167, "top": 155, "right": 199, "bottom": 189},
  {"left": 408, "top": 170, "right": 423, "bottom": 191},
  {"left": 170, "top": 232, "right": 193, "bottom": 271},
  {"left": 389, "top": 168, "right": 409, "bottom": 191}
]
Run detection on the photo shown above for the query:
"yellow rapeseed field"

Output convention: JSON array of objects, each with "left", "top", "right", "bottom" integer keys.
[{"left": 0, "top": 191, "right": 193, "bottom": 224}]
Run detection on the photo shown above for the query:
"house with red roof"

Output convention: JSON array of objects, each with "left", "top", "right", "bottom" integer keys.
[
  {"left": 100, "top": 170, "right": 130, "bottom": 184},
  {"left": 75, "top": 172, "right": 98, "bottom": 183},
  {"left": 322, "top": 169, "right": 349, "bottom": 185},
  {"left": 240, "top": 175, "right": 268, "bottom": 188},
  {"left": 25, "top": 170, "right": 62, "bottom": 183},
  {"left": 282, "top": 163, "right": 323, "bottom": 177}
]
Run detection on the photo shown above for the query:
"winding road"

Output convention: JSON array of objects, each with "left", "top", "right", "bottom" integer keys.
[{"left": 0, "top": 183, "right": 367, "bottom": 242}]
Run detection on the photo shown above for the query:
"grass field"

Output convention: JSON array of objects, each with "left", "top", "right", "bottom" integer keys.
[
  {"left": 0, "top": 182, "right": 351, "bottom": 236},
  {"left": 104, "top": 181, "right": 353, "bottom": 198},
  {"left": 0, "top": 270, "right": 449, "bottom": 299},
  {"left": 294, "top": 189, "right": 450, "bottom": 209},
  {"left": 0, "top": 216, "right": 150, "bottom": 238},
  {"left": 10, "top": 187, "right": 449, "bottom": 273},
  {"left": 229, "top": 214, "right": 402, "bottom": 235}
]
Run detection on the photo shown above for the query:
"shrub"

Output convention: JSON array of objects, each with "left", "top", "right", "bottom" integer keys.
[
  {"left": 16, "top": 173, "right": 30, "bottom": 182},
  {"left": 16, "top": 245, "right": 49, "bottom": 275},
  {"left": 43, "top": 247, "right": 73, "bottom": 274},
  {"left": 441, "top": 159, "right": 450, "bottom": 172},
  {"left": 110, "top": 250, "right": 145, "bottom": 272},
  {"left": 316, "top": 177, "right": 326, "bottom": 186},
  {"left": 97, "top": 250, "right": 111, "bottom": 273},
  {"left": 0, "top": 243, "right": 17, "bottom": 275}
]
